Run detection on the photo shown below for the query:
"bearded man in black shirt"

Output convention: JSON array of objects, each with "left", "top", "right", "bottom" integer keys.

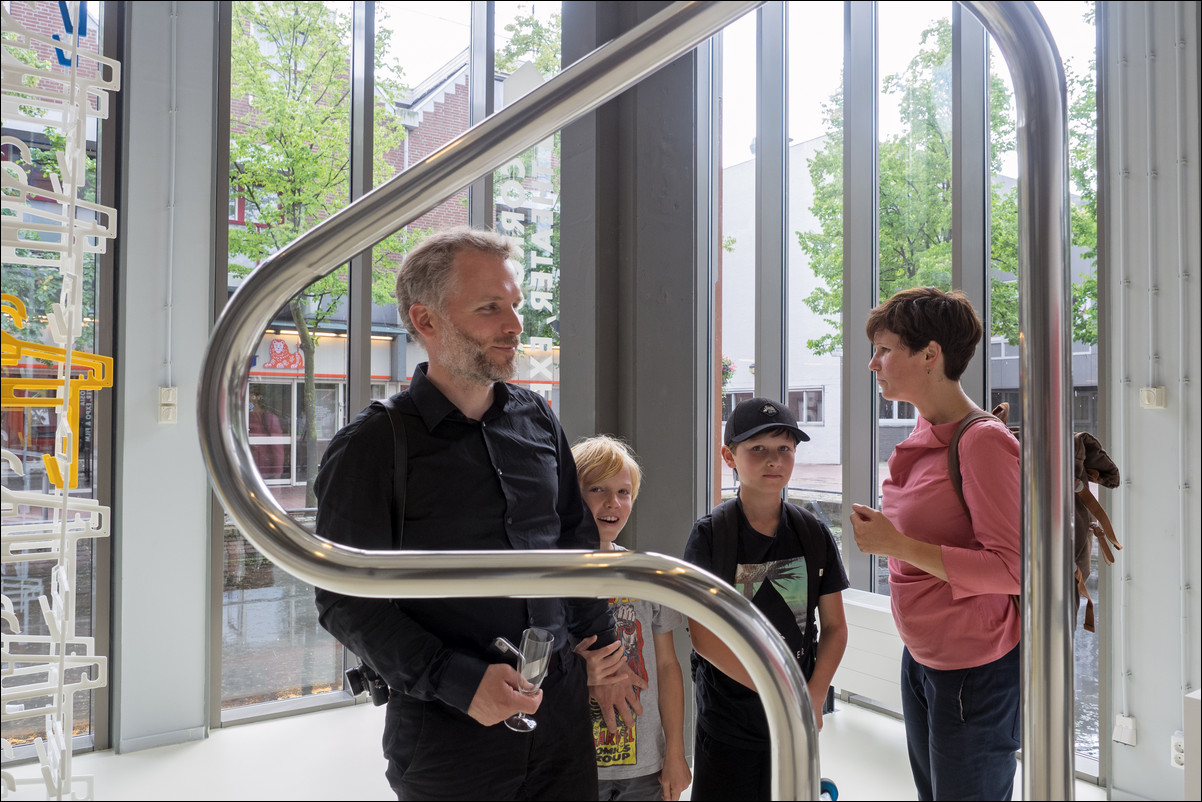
[{"left": 315, "top": 226, "right": 644, "bottom": 800}]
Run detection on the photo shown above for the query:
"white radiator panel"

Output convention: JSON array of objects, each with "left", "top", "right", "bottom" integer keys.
[{"left": 833, "top": 589, "right": 904, "bottom": 711}]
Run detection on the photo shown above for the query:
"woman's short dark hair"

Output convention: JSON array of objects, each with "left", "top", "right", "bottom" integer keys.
[{"left": 865, "top": 287, "right": 983, "bottom": 381}]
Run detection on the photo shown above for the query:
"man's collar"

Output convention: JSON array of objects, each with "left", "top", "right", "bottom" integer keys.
[{"left": 408, "top": 362, "right": 512, "bottom": 429}]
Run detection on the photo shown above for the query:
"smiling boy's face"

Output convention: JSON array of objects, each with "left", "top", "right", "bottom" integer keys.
[
  {"left": 581, "top": 466, "right": 634, "bottom": 548},
  {"left": 724, "top": 429, "right": 797, "bottom": 494}
]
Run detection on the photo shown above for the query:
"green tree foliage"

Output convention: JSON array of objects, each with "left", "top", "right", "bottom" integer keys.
[
  {"left": 798, "top": 14, "right": 1098, "bottom": 354},
  {"left": 228, "top": 1, "right": 422, "bottom": 504},
  {"left": 495, "top": 7, "right": 562, "bottom": 78}
]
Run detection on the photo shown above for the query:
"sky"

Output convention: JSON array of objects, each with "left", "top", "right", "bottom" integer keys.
[{"left": 373, "top": 1, "right": 547, "bottom": 85}]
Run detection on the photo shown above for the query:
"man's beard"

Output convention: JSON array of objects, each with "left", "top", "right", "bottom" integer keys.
[{"left": 440, "top": 320, "right": 520, "bottom": 385}]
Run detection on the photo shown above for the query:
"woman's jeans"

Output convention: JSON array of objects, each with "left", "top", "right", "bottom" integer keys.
[{"left": 901, "top": 643, "right": 1021, "bottom": 801}]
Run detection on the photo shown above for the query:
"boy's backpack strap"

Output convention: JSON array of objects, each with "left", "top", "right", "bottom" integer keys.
[
  {"left": 370, "top": 395, "right": 407, "bottom": 549},
  {"left": 710, "top": 499, "right": 741, "bottom": 584},
  {"left": 782, "top": 503, "right": 827, "bottom": 627}
]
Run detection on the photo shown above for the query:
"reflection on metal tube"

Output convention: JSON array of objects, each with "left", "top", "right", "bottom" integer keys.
[{"left": 962, "top": 3, "right": 1075, "bottom": 800}]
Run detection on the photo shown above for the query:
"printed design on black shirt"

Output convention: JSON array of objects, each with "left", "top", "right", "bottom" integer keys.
[
  {"left": 592, "top": 598, "right": 646, "bottom": 767},
  {"left": 735, "top": 557, "right": 810, "bottom": 638}
]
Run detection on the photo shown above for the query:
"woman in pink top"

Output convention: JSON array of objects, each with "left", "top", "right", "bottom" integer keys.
[{"left": 849, "top": 287, "right": 1021, "bottom": 801}]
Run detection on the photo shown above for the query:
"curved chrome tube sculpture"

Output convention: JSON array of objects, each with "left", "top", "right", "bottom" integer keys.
[
  {"left": 961, "top": 4, "right": 1075, "bottom": 799},
  {"left": 199, "top": 1, "right": 1073, "bottom": 798}
]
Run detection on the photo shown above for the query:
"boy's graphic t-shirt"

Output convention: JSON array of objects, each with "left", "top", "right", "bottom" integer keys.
[
  {"left": 683, "top": 500, "right": 848, "bottom": 749},
  {"left": 591, "top": 548, "right": 686, "bottom": 780},
  {"left": 735, "top": 556, "right": 811, "bottom": 666}
]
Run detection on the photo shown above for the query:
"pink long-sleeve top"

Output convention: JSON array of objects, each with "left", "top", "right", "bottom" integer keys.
[{"left": 881, "top": 414, "right": 1021, "bottom": 670}]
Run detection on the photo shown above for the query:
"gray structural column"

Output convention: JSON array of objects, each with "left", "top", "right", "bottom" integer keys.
[
  {"left": 560, "top": 0, "right": 715, "bottom": 561},
  {"left": 115, "top": 0, "right": 218, "bottom": 752}
]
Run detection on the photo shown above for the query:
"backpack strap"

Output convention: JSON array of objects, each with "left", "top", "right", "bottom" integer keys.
[
  {"left": 782, "top": 503, "right": 828, "bottom": 679},
  {"left": 370, "top": 395, "right": 407, "bottom": 549},
  {"left": 782, "top": 503, "right": 827, "bottom": 629},
  {"left": 947, "top": 408, "right": 1001, "bottom": 519},
  {"left": 710, "top": 498, "right": 741, "bottom": 584},
  {"left": 1077, "top": 484, "right": 1121, "bottom": 564},
  {"left": 947, "top": 406, "right": 1019, "bottom": 613}
]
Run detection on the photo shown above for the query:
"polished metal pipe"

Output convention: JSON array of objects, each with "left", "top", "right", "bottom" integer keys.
[
  {"left": 961, "top": 3, "right": 1075, "bottom": 799},
  {"left": 197, "top": 1, "right": 824, "bottom": 798}
]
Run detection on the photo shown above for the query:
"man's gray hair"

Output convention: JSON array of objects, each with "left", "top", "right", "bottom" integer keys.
[{"left": 395, "top": 226, "right": 520, "bottom": 345}]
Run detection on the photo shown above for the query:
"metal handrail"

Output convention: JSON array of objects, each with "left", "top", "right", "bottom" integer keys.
[{"left": 198, "top": 2, "right": 1074, "bottom": 799}]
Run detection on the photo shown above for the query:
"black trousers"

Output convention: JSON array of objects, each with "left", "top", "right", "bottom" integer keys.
[
  {"left": 901, "top": 643, "right": 1021, "bottom": 801},
  {"left": 689, "top": 727, "right": 771, "bottom": 801},
  {"left": 385, "top": 652, "right": 598, "bottom": 801}
]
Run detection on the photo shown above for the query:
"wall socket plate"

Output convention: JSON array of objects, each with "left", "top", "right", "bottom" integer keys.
[
  {"left": 1171, "top": 730, "right": 1186, "bottom": 769},
  {"left": 1139, "top": 386, "right": 1167, "bottom": 408},
  {"left": 1113, "top": 714, "right": 1138, "bottom": 746},
  {"left": 158, "top": 386, "right": 178, "bottom": 424}
]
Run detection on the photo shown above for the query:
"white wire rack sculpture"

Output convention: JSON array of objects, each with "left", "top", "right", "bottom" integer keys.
[{"left": 2, "top": 2, "right": 120, "bottom": 799}]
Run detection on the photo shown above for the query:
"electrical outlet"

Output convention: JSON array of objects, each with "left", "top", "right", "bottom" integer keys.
[
  {"left": 1171, "top": 730, "right": 1185, "bottom": 769},
  {"left": 158, "top": 386, "right": 179, "bottom": 424},
  {"left": 1113, "top": 714, "right": 1138, "bottom": 746},
  {"left": 1139, "top": 386, "right": 1167, "bottom": 408}
]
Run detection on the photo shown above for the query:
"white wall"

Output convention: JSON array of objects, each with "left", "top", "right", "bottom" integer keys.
[
  {"left": 1101, "top": 2, "right": 1201, "bottom": 799},
  {"left": 111, "top": 1, "right": 216, "bottom": 752}
]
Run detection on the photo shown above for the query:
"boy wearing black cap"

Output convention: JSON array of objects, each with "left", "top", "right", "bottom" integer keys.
[{"left": 682, "top": 397, "right": 849, "bottom": 800}]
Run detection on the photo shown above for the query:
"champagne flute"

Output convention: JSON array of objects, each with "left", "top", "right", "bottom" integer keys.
[{"left": 504, "top": 627, "right": 554, "bottom": 732}]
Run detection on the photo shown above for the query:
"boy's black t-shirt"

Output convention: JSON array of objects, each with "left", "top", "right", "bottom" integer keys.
[{"left": 682, "top": 499, "right": 849, "bottom": 749}]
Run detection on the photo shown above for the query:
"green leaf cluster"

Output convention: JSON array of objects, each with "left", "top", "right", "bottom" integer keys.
[{"left": 798, "top": 13, "right": 1099, "bottom": 354}]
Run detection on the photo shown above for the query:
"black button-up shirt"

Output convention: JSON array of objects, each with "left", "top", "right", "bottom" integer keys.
[{"left": 314, "top": 362, "right": 615, "bottom": 714}]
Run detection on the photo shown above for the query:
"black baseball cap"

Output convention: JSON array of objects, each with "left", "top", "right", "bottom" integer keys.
[{"left": 724, "top": 397, "right": 810, "bottom": 446}]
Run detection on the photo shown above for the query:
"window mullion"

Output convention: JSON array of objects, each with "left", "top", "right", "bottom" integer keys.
[
  {"left": 754, "top": 1, "right": 787, "bottom": 402},
  {"left": 952, "top": 3, "right": 991, "bottom": 407},
  {"left": 841, "top": 0, "right": 879, "bottom": 591}
]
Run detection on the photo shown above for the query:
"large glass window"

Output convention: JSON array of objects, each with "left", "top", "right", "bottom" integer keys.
[
  {"left": 216, "top": 0, "right": 568, "bottom": 718},
  {"left": 2, "top": 0, "right": 110, "bottom": 752},
  {"left": 786, "top": 1, "right": 843, "bottom": 544},
  {"left": 221, "top": 0, "right": 360, "bottom": 714},
  {"left": 381, "top": 1, "right": 472, "bottom": 395},
  {"left": 727, "top": 0, "right": 1103, "bottom": 773},
  {"left": 494, "top": 2, "right": 563, "bottom": 410},
  {"left": 717, "top": 10, "right": 758, "bottom": 501},
  {"left": 873, "top": 2, "right": 954, "bottom": 493}
]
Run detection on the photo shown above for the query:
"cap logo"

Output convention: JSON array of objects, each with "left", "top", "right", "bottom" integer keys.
[{"left": 761, "top": 404, "right": 777, "bottom": 416}]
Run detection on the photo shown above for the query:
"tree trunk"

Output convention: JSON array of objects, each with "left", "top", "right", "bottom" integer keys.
[{"left": 290, "top": 299, "right": 320, "bottom": 508}]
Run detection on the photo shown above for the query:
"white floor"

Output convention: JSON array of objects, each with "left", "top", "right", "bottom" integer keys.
[{"left": 4, "top": 700, "right": 1108, "bottom": 801}]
